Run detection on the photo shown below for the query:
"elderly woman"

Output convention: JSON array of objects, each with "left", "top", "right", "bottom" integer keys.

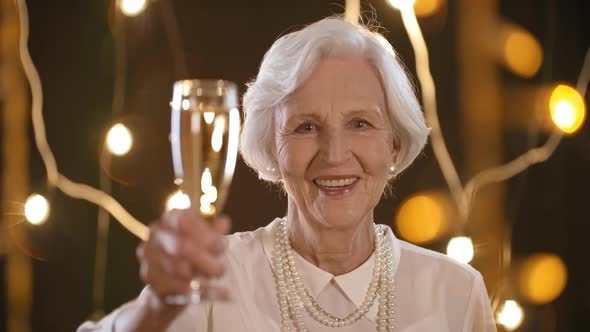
[{"left": 78, "top": 17, "right": 496, "bottom": 332}]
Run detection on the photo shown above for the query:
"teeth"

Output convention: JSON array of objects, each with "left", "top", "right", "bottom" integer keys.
[{"left": 315, "top": 178, "right": 357, "bottom": 188}]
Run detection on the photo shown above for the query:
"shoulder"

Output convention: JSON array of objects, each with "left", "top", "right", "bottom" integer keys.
[
  {"left": 223, "top": 218, "right": 280, "bottom": 258},
  {"left": 398, "top": 239, "right": 482, "bottom": 282},
  {"left": 393, "top": 236, "right": 484, "bottom": 301},
  {"left": 394, "top": 237, "right": 490, "bottom": 319},
  {"left": 397, "top": 238, "right": 483, "bottom": 287}
]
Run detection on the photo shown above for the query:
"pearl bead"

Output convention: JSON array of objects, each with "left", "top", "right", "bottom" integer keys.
[{"left": 273, "top": 219, "right": 394, "bottom": 331}]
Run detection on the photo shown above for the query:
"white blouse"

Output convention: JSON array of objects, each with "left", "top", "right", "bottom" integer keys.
[{"left": 78, "top": 218, "right": 497, "bottom": 332}]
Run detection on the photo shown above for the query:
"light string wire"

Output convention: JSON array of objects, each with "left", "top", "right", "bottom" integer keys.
[
  {"left": 395, "top": 0, "right": 590, "bottom": 313},
  {"left": 16, "top": 0, "right": 589, "bottom": 270},
  {"left": 90, "top": 0, "right": 129, "bottom": 318},
  {"left": 397, "top": 6, "right": 467, "bottom": 218},
  {"left": 396, "top": 4, "right": 590, "bottom": 225},
  {"left": 16, "top": 0, "right": 149, "bottom": 240}
]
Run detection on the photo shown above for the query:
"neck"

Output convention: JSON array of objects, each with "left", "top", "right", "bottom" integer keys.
[{"left": 286, "top": 201, "right": 375, "bottom": 276}]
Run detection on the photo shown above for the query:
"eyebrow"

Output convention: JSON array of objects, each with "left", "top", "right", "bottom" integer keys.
[
  {"left": 284, "top": 112, "right": 323, "bottom": 124},
  {"left": 347, "top": 108, "right": 385, "bottom": 118},
  {"left": 283, "top": 104, "right": 386, "bottom": 126}
]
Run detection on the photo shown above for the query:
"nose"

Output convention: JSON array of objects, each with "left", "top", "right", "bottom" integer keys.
[{"left": 319, "top": 129, "right": 351, "bottom": 166}]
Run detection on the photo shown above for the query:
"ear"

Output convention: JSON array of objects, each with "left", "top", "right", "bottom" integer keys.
[{"left": 391, "top": 139, "right": 400, "bottom": 163}]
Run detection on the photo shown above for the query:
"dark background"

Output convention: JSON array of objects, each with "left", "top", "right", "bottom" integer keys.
[{"left": 0, "top": 0, "right": 588, "bottom": 331}]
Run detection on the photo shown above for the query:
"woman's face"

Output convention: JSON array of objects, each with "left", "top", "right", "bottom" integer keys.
[{"left": 275, "top": 56, "right": 398, "bottom": 228}]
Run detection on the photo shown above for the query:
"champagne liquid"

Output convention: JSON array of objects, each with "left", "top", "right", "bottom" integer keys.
[{"left": 170, "top": 106, "right": 240, "bottom": 216}]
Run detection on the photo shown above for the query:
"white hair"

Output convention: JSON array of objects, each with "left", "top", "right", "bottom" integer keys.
[{"left": 240, "top": 16, "right": 430, "bottom": 182}]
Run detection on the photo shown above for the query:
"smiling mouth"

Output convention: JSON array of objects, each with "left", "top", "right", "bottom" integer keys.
[{"left": 313, "top": 177, "right": 359, "bottom": 188}]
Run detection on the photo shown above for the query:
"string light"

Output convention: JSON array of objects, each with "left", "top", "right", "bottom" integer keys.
[
  {"left": 395, "top": 193, "right": 448, "bottom": 244},
  {"left": 17, "top": 0, "right": 148, "bottom": 240},
  {"left": 413, "top": 0, "right": 445, "bottom": 17},
  {"left": 120, "top": 0, "right": 147, "bottom": 17},
  {"left": 106, "top": 123, "right": 133, "bottom": 156},
  {"left": 24, "top": 193, "right": 50, "bottom": 225},
  {"left": 165, "top": 190, "right": 191, "bottom": 211},
  {"left": 502, "top": 25, "right": 543, "bottom": 78},
  {"left": 519, "top": 253, "right": 568, "bottom": 304},
  {"left": 496, "top": 300, "right": 524, "bottom": 331},
  {"left": 203, "top": 111, "right": 215, "bottom": 124},
  {"left": 211, "top": 116, "right": 226, "bottom": 152},
  {"left": 549, "top": 84, "right": 586, "bottom": 134},
  {"left": 446, "top": 236, "right": 474, "bottom": 264},
  {"left": 200, "top": 168, "right": 217, "bottom": 215}
]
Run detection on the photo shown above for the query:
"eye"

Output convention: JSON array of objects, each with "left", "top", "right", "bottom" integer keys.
[
  {"left": 295, "top": 122, "right": 318, "bottom": 133},
  {"left": 352, "top": 119, "right": 372, "bottom": 129}
]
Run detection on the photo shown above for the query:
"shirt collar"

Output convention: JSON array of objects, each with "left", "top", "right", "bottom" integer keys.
[{"left": 261, "top": 218, "right": 401, "bottom": 322}]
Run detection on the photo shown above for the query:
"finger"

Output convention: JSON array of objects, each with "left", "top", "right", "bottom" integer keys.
[
  {"left": 139, "top": 260, "right": 192, "bottom": 296},
  {"left": 151, "top": 225, "right": 182, "bottom": 256},
  {"left": 150, "top": 277, "right": 192, "bottom": 297},
  {"left": 161, "top": 209, "right": 222, "bottom": 253},
  {"left": 150, "top": 225, "right": 224, "bottom": 277},
  {"left": 159, "top": 209, "right": 184, "bottom": 230},
  {"left": 181, "top": 243, "right": 225, "bottom": 278},
  {"left": 140, "top": 238, "right": 193, "bottom": 283},
  {"left": 162, "top": 209, "right": 207, "bottom": 235}
]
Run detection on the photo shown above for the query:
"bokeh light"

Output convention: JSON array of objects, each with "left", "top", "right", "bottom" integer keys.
[
  {"left": 414, "top": 0, "right": 445, "bottom": 17},
  {"left": 549, "top": 84, "right": 586, "bottom": 134},
  {"left": 502, "top": 28, "right": 543, "bottom": 78},
  {"left": 24, "top": 193, "right": 50, "bottom": 225},
  {"left": 519, "top": 253, "right": 567, "bottom": 304},
  {"left": 120, "top": 0, "right": 147, "bottom": 17},
  {"left": 200, "top": 168, "right": 217, "bottom": 216},
  {"left": 165, "top": 190, "right": 191, "bottom": 211},
  {"left": 106, "top": 123, "right": 133, "bottom": 156},
  {"left": 496, "top": 300, "right": 524, "bottom": 331},
  {"left": 446, "top": 236, "right": 474, "bottom": 264},
  {"left": 395, "top": 193, "right": 448, "bottom": 244},
  {"left": 181, "top": 99, "right": 191, "bottom": 111}
]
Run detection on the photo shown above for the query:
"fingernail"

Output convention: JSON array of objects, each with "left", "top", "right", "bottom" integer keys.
[{"left": 158, "top": 232, "right": 178, "bottom": 255}]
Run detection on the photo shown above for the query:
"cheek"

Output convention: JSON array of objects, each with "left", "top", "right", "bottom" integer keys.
[
  {"left": 352, "top": 134, "right": 394, "bottom": 174},
  {"left": 276, "top": 137, "right": 317, "bottom": 177}
]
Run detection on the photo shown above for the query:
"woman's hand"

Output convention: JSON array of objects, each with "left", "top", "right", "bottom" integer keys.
[{"left": 137, "top": 209, "right": 232, "bottom": 307}]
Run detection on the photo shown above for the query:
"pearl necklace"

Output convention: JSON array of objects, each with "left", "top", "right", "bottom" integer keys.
[{"left": 272, "top": 219, "right": 395, "bottom": 331}]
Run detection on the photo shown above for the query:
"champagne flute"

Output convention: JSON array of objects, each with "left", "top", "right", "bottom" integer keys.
[{"left": 166, "top": 79, "right": 240, "bottom": 305}]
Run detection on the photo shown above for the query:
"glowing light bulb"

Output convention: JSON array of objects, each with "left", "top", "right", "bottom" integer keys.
[
  {"left": 120, "top": 0, "right": 147, "bottom": 17},
  {"left": 446, "top": 236, "right": 474, "bottom": 264},
  {"left": 549, "top": 84, "right": 586, "bottom": 134},
  {"left": 503, "top": 28, "right": 543, "bottom": 78},
  {"left": 106, "top": 123, "right": 133, "bottom": 156},
  {"left": 201, "top": 168, "right": 212, "bottom": 191},
  {"left": 211, "top": 116, "right": 226, "bottom": 152},
  {"left": 203, "top": 111, "right": 215, "bottom": 124},
  {"left": 396, "top": 193, "right": 448, "bottom": 244},
  {"left": 386, "top": 0, "right": 416, "bottom": 10},
  {"left": 165, "top": 190, "right": 191, "bottom": 211},
  {"left": 414, "top": 0, "right": 445, "bottom": 17},
  {"left": 24, "top": 193, "right": 50, "bottom": 225},
  {"left": 496, "top": 300, "right": 524, "bottom": 331},
  {"left": 199, "top": 168, "right": 217, "bottom": 215},
  {"left": 519, "top": 253, "right": 568, "bottom": 304},
  {"left": 181, "top": 99, "right": 191, "bottom": 111}
]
